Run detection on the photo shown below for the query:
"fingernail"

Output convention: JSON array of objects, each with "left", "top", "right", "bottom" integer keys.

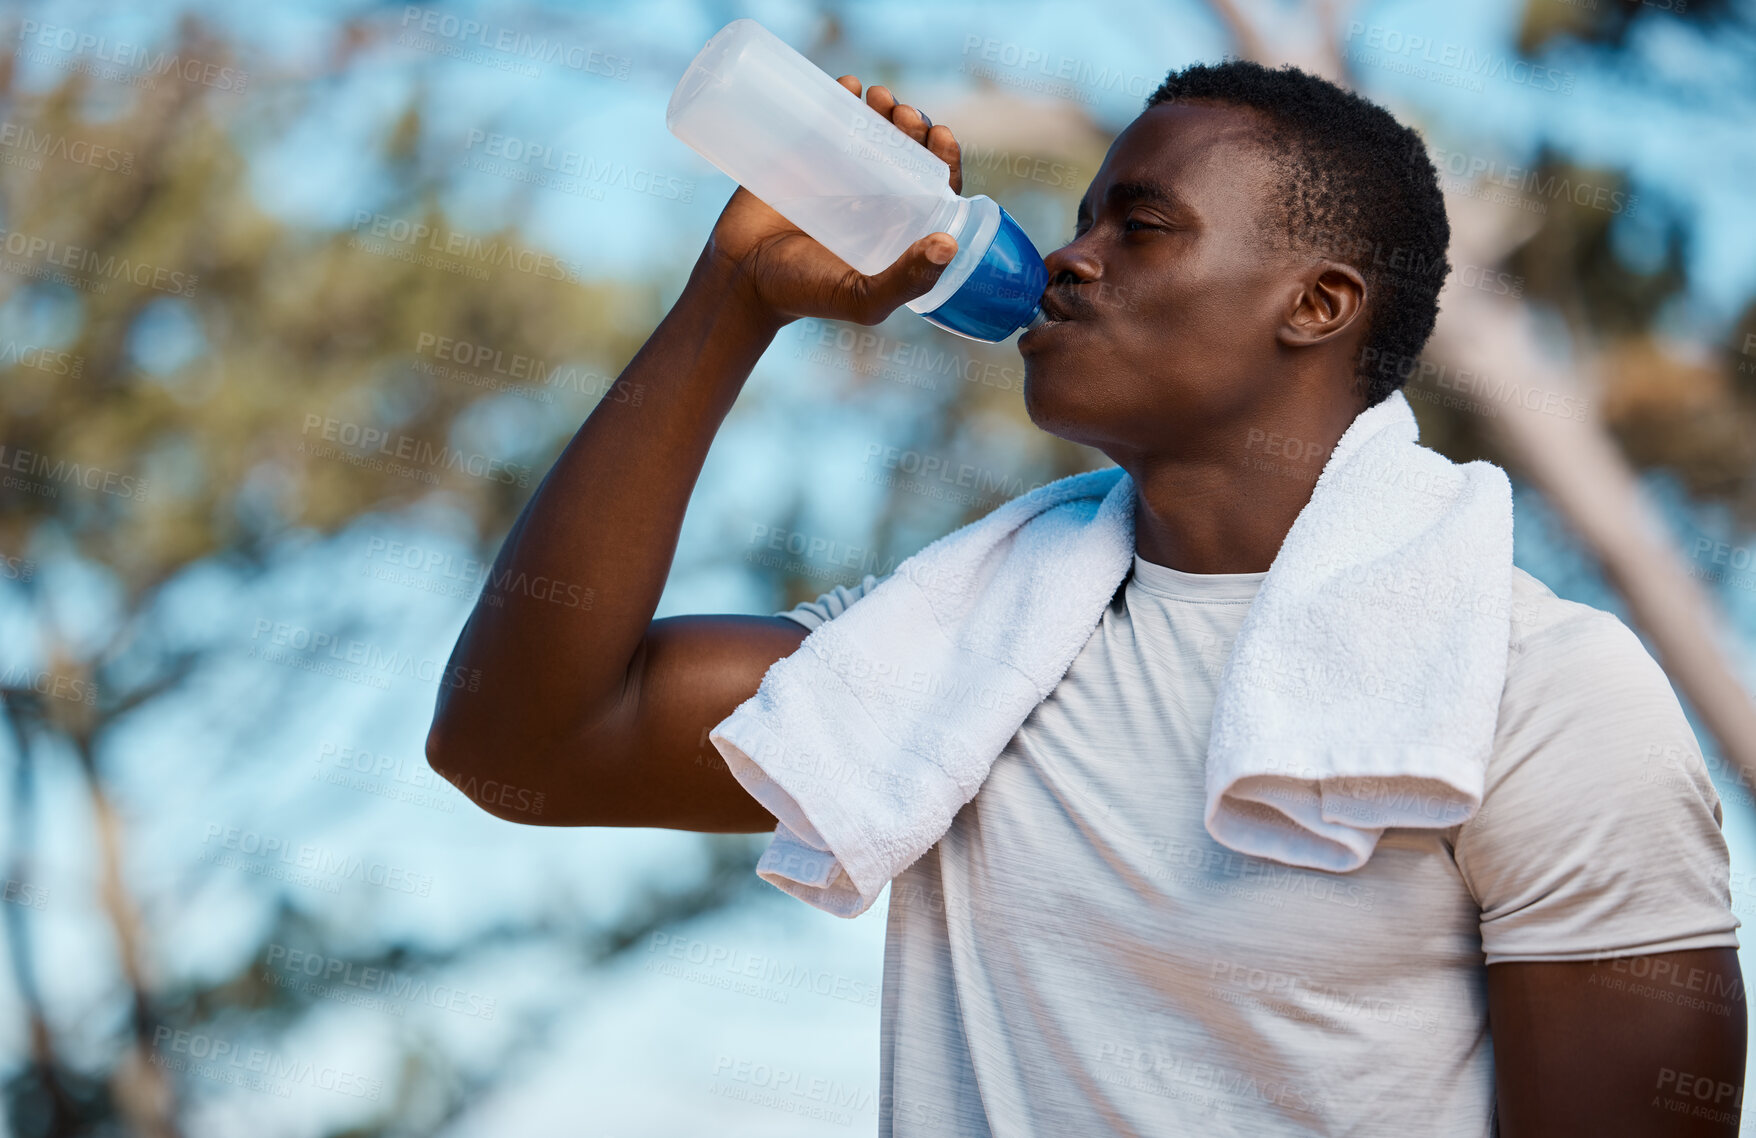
[{"left": 926, "top": 241, "right": 953, "bottom": 264}]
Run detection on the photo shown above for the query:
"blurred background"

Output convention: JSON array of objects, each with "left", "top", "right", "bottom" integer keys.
[{"left": 1, "top": 0, "right": 1754, "bottom": 1134}]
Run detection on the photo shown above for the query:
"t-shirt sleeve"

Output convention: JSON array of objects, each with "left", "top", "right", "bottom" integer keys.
[
  {"left": 1454, "top": 609, "right": 1742, "bottom": 966},
  {"left": 770, "top": 572, "right": 890, "bottom": 632}
]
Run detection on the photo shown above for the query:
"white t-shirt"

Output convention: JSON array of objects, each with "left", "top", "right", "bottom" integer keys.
[{"left": 773, "top": 554, "right": 1740, "bottom": 1137}]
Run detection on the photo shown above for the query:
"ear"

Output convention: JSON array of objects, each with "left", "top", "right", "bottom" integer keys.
[{"left": 1277, "top": 262, "right": 1367, "bottom": 348}]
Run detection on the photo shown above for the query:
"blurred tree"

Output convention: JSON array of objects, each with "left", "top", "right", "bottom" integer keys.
[
  {"left": 1517, "top": 0, "right": 1742, "bottom": 56},
  {"left": 0, "top": 16, "right": 756, "bottom": 1138}
]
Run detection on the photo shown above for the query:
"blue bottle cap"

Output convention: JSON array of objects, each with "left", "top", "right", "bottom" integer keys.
[{"left": 918, "top": 204, "right": 1047, "bottom": 343}]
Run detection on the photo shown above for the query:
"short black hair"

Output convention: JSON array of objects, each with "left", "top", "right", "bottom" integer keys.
[{"left": 1145, "top": 60, "right": 1451, "bottom": 408}]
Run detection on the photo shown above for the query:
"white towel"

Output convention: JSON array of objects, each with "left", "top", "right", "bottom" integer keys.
[{"left": 710, "top": 389, "right": 1513, "bottom": 917}]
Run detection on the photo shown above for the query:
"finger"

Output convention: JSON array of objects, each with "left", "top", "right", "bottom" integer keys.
[
  {"left": 865, "top": 83, "right": 898, "bottom": 121},
  {"left": 926, "top": 125, "right": 962, "bottom": 195},
  {"left": 836, "top": 74, "right": 862, "bottom": 98},
  {"left": 854, "top": 231, "right": 959, "bottom": 322},
  {"left": 891, "top": 103, "right": 932, "bottom": 146}
]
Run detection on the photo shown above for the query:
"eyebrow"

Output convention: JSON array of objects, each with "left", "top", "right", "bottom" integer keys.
[{"left": 1074, "top": 178, "right": 1188, "bottom": 225}]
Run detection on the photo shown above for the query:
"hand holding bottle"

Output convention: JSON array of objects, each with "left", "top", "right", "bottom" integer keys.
[
  {"left": 705, "top": 76, "right": 963, "bottom": 330},
  {"left": 671, "top": 18, "right": 1046, "bottom": 340}
]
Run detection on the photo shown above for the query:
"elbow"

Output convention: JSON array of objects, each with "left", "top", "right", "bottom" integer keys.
[
  {"left": 424, "top": 714, "right": 461, "bottom": 786},
  {"left": 424, "top": 714, "right": 478, "bottom": 807},
  {"left": 425, "top": 712, "right": 567, "bottom": 826},
  {"left": 425, "top": 713, "right": 499, "bottom": 819}
]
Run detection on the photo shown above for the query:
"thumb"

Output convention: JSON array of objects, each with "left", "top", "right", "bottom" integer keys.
[{"left": 855, "top": 232, "right": 958, "bottom": 320}]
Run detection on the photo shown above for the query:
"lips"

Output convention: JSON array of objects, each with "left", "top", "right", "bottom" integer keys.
[
  {"left": 1019, "top": 314, "right": 1073, "bottom": 351},
  {"left": 1019, "top": 289, "right": 1091, "bottom": 351},
  {"left": 1037, "top": 290, "right": 1080, "bottom": 323}
]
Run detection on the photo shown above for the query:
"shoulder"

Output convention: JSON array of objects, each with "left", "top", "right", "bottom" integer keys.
[
  {"left": 1466, "top": 565, "right": 1724, "bottom": 841},
  {"left": 1496, "top": 566, "right": 1688, "bottom": 754},
  {"left": 1503, "top": 564, "right": 1620, "bottom": 651},
  {"left": 770, "top": 572, "right": 891, "bottom": 632},
  {"left": 1457, "top": 571, "right": 1739, "bottom": 961}
]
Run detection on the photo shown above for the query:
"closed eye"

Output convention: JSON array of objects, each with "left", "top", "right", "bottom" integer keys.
[{"left": 1068, "top": 216, "right": 1161, "bottom": 242}]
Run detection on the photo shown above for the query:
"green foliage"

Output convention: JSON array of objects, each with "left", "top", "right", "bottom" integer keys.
[{"left": 0, "top": 62, "right": 653, "bottom": 601}]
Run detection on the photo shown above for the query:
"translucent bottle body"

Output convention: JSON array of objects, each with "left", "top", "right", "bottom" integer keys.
[{"left": 667, "top": 19, "right": 1046, "bottom": 342}]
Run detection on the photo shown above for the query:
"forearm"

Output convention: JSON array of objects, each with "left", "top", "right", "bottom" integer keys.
[{"left": 428, "top": 247, "right": 783, "bottom": 768}]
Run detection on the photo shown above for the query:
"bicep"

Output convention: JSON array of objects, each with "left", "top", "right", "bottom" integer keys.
[
  {"left": 1488, "top": 948, "right": 1747, "bottom": 1137},
  {"left": 561, "top": 614, "right": 809, "bottom": 832}
]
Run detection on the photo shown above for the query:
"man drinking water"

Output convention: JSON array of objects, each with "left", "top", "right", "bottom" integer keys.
[{"left": 428, "top": 59, "right": 1744, "bottom": 1137}]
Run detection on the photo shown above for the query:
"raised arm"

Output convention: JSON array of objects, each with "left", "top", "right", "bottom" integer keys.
[{"left": 424, "top": 78, "right": 962, "bottom": 832}]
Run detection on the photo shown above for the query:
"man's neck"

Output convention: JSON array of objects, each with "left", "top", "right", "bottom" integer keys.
[{"left": 1122, "top": 399, "right": 1366, "bottom": 575}]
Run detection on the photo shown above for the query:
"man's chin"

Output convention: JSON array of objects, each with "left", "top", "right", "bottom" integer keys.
[{"left": 1021, "top": 363, "right": 1102, "bottom": 447}]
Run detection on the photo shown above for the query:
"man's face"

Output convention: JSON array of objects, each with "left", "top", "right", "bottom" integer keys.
[{"left": 1019, "top": 100, "right": 1317, "bottom": 458}]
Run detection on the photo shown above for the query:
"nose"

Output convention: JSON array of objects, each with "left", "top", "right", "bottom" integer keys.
[{"left": 1042, "top": 233, "right": 1100, "bottom": 290}]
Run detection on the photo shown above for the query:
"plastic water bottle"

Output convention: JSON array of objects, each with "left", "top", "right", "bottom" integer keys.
[{"left": 666, "top": 18, "right": 1048, "bottom": 343}]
